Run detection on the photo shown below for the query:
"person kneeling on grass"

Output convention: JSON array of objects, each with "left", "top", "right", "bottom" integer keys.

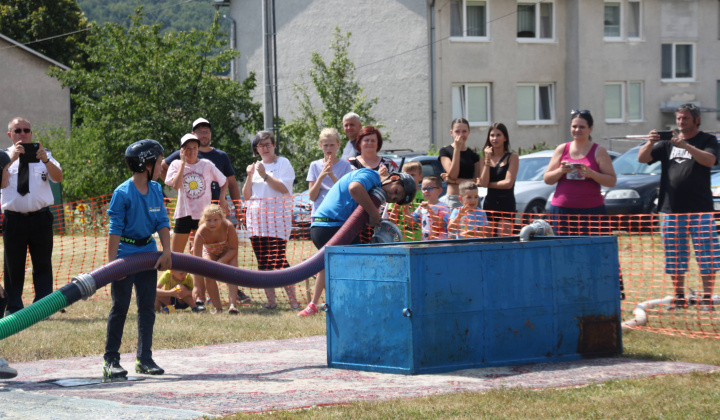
[
  {"left": 155, "top": 270, "right": 204, "bottom": 313},
  {"left": 104, "top": 139, "right": 172, "bottom": 380},
  {"left": 298, "top": 168, "right": 416, "bottom": 317}
]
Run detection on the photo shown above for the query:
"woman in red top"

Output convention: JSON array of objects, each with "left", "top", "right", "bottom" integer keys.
[{"left": 543, "top": 110, "right": 616, "bottom": 235}]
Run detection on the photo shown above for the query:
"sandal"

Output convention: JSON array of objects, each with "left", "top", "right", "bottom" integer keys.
[
  {"left": 228, "top": 305, "right": 239, "bottom": 315},
  {"left": 261, "top": 304, "right": 277, "bottom": 310}
]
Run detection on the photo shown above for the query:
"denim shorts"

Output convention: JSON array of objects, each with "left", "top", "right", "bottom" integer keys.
[{"left": 661, "top": 213, "right": 720, "bottom": 275}]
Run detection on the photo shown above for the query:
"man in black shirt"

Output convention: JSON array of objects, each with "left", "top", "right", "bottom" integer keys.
[{"left": 638, "top": 103, "right": 719, "bottom": 311}]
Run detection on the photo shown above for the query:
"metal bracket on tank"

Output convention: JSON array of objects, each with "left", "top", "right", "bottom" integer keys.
[
  {"left": 320, "top": 303, "right": 329, "bottom": 312},
  {"left": 369, "top": 187, "right": 387, "bottom": 206},
  {"left": 403, "top": 308, "right": 412, "bottom": 317},
  {"left": 71, "top": 273, "right": 97, "bottom": 300}
]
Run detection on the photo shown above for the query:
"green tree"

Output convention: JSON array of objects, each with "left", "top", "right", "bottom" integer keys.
[
  {"left": 48, "top": 10, "right": 262, "bottom": 201},
  {"left": 283, "top": 27, "right": 381, "bottom": 191},
  {"left": 0, "top": 0, "right": 89, "bottom": 66}
]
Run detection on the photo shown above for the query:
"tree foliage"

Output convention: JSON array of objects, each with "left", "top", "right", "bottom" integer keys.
[
  {"left": 48, "top": 9, "right": 263, "bottom": 201},
  {"left": 0, "top": 0, "right": 89, "bottom": 66},
  {"left": 283, "top": 27, "right": 381, "bottom": 191}
]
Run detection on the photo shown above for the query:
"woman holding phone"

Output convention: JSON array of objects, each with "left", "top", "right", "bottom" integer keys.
[{"left": 543, "top": 110, "right": 616, "bottom": 235}]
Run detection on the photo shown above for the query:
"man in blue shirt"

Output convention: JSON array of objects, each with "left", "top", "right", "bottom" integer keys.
[{"left": 298, "top": 169, "right": 415, "bottom": 317}]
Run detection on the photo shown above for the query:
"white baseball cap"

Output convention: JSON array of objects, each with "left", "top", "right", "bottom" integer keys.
[
  {"left": 180, "top": 133, "right": 200, "bottom": 147},
  {"left": 192, "top": 118, "right": 211, "bottom": 131}
]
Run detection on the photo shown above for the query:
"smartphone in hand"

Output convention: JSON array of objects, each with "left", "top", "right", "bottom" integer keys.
[{"left": 19, "top": 143, "right": 40, "bottom": 164}]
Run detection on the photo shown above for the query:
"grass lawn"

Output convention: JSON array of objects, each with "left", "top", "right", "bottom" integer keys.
[
  {"left": 1, "top": 231, "right": 719, "bottom": 418},
  {"left": 0, "top": 299, "right": 719, "bottom": 419}
]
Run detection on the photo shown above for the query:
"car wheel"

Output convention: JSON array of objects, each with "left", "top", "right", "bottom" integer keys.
[
  {"left": 520, "top": 199, "right": 547, "bottom": 226},
  {"left": 525, "top": 199, "right": 546, "bottom": 214}
]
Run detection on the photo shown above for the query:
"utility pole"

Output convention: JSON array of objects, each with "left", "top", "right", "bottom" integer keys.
[{"left": 262, "top": 0, "right": 279, "bottom": 145}]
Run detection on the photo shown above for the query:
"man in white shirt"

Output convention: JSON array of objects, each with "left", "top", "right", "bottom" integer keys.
[
  {"left": 340, "top": 112, "right": 362, "bottom": 160},
  {"left": 2, "top": 117, "right": 63, "bottom": 316}
]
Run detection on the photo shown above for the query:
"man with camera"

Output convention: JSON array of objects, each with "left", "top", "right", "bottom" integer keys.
[
  {"left": 2, "top": 117, "right": 62, "bottom": 317},
  {"left": 638, "top": 103, "right": 719, "bottom": 312}
]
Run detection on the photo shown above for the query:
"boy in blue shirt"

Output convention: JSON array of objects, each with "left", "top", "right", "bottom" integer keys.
[
  {"left": 104, "top": 139, "right": 172, "bottom": 379},
  {"left": 298, "top": 169, "right": 416, "bottom": 317},
  {"left": 447, "top": 180, "right": 488, "bottom": 239}
]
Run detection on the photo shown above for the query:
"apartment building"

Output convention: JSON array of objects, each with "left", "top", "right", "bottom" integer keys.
[{"left": 224, "top": 0, "right": 720, "bottom": 152}]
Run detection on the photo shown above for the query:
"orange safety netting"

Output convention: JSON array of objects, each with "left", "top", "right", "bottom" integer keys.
[{"left": 5, "top": 193, "right": 720, "bottom": 339}]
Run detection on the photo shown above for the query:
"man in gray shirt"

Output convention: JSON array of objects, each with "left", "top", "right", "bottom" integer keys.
[{"left": 340, "top": 112, "right": 362, "bottom": 160}]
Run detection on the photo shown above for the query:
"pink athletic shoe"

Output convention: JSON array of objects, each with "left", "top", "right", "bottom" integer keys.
[{"left": 297, "top": 302, "right": 318, "bottom": 317}]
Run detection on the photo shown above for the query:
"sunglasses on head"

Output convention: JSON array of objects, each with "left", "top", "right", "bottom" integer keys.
[
  {"left": 13, "top": 128, "right": 31, "bottom": 134},
  {"left": 570, "top": 109, "right": 591, "bottom": 118}
]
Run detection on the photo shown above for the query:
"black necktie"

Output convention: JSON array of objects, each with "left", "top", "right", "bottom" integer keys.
[{"left": 17, "top": 161, "right": 29, "bottom": 196}]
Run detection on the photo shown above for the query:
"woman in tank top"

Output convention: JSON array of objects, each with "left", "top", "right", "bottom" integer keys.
[
  {"left": 543, "top": 110, "right": 616, "bottom": 235},
  {"left": 478, "top": 123, "right": 518, "bottom": 236}
]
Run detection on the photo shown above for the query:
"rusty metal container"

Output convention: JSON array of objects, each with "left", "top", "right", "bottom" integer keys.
[{"left": 324, "top": 236, "right": 621, "bottom": 375}]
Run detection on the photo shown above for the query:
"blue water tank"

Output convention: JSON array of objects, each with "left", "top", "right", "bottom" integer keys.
[{"left": 325, "top": 236, "right": 621, "bottom": 375}]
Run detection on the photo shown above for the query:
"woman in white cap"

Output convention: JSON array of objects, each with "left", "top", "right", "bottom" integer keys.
[{"left": 166, "top": 133, "right": 229, "bottom": 313}]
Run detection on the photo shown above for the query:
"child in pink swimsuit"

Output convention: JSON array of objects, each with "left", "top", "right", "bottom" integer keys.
[{"left": 192, "top": 204, "right": 239, "bottom": 314}]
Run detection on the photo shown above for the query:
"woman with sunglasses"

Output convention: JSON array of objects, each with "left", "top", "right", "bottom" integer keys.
[
  {"left": 478, "top": 122, "right": 518, "bottom": 236},
  {"left": 543, "top": 110, "right": 616, "bottom": 235}
]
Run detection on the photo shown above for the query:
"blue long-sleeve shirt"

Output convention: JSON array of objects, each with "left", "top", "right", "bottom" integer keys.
[{"left": 107, "top": 179, "right": 171, "bottom": 258}]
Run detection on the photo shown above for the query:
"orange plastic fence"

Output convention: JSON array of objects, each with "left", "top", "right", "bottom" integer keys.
[{"left": 5, "top": 193, "right": 720, "bottom": 339}]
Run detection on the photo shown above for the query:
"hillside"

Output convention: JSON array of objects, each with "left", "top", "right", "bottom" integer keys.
[{"left": 77, "top": 0, "right": 219, "bottom": 32}]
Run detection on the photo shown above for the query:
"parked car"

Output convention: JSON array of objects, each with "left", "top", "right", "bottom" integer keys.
[
  {"left": 291, "top": 190, "right": 313, "bottom": 239},
  {"left": 384, "top": 154, "right": 448, "bottom": 196},
  {"left": 709, "top": 171, "right": 720, "bottom": 211},
  {"left": 602, "top": 146, "right": 662, "bottom": 215}
]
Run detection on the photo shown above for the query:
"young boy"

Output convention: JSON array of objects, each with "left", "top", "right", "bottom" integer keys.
[
  {"left": 387, "top": 161, "right": 424, "bottom": 241},
  {"left": 298, "top": 169, "right": 416, "bottom": 317},
  {"left": 411, "top": 175, "right": 449, "bottom": 240},
  {"left": 104, "top": 139, "right": 172, "bottom": 379},
  {"left": 447, "top": 180, "right": 488, "bottom": 239},
  {"left": 155, "top": 270, "right": 202, "bottom": 313}
]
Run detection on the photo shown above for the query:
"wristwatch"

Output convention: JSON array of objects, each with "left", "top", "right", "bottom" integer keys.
[{"left": 263, "top": 174, "right": 269, "bottom": 181}]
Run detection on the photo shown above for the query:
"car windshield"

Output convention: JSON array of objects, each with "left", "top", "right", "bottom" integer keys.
[
  {"left": 516, "top": 157, "right": 550, "bottom": 182},
  {"left": 613, "top": 148, "right": 661, "bottom": 175}
]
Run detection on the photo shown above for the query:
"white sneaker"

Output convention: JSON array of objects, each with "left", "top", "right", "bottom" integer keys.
[{"left": 0, "top": 358, "right": 18, "bottom": 379}]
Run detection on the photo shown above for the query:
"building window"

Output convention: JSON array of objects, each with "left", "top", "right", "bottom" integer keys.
[
  {"left": 517, "top": 84, "right": 554, "bottom": 123},
  {"left": 605, "top": 83, "right": 624, "bottom": 122},
  {"left": 451, "top": 1, "right": 488, "bottom": 39},
  {"left": 661, "top": 43, "right": 694, "bottom": 81},
  {"left": 604, "top": 1, "right": 641, "bottom": 40},
  {"left": 628, "top": 81, "right": 642, "bottom": 121},
  {"left": 452, "top": 84, "right": 490, "bottom": 126},
  {"left": 605, "top": 81, "right": 643, "bottom": 122},
  {"left": 517, "top": 2, "right": 553, "bottom": 40},
  {"left": 604, "top": 3, "right": 621, "bottom": 38}
]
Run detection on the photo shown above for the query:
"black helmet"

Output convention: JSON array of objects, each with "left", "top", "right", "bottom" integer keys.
[
  {"left": 394, "top": 172, "right": 417, "bottom": 205},
  {"left": 0, "top": 150, "right": 10, "bottom": 171},
  {"left": 125, "top": 139, "right": 164, "bottom": 173},
  {"left": 0, "top": 150, "right": 10, "bottom": 186}
]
